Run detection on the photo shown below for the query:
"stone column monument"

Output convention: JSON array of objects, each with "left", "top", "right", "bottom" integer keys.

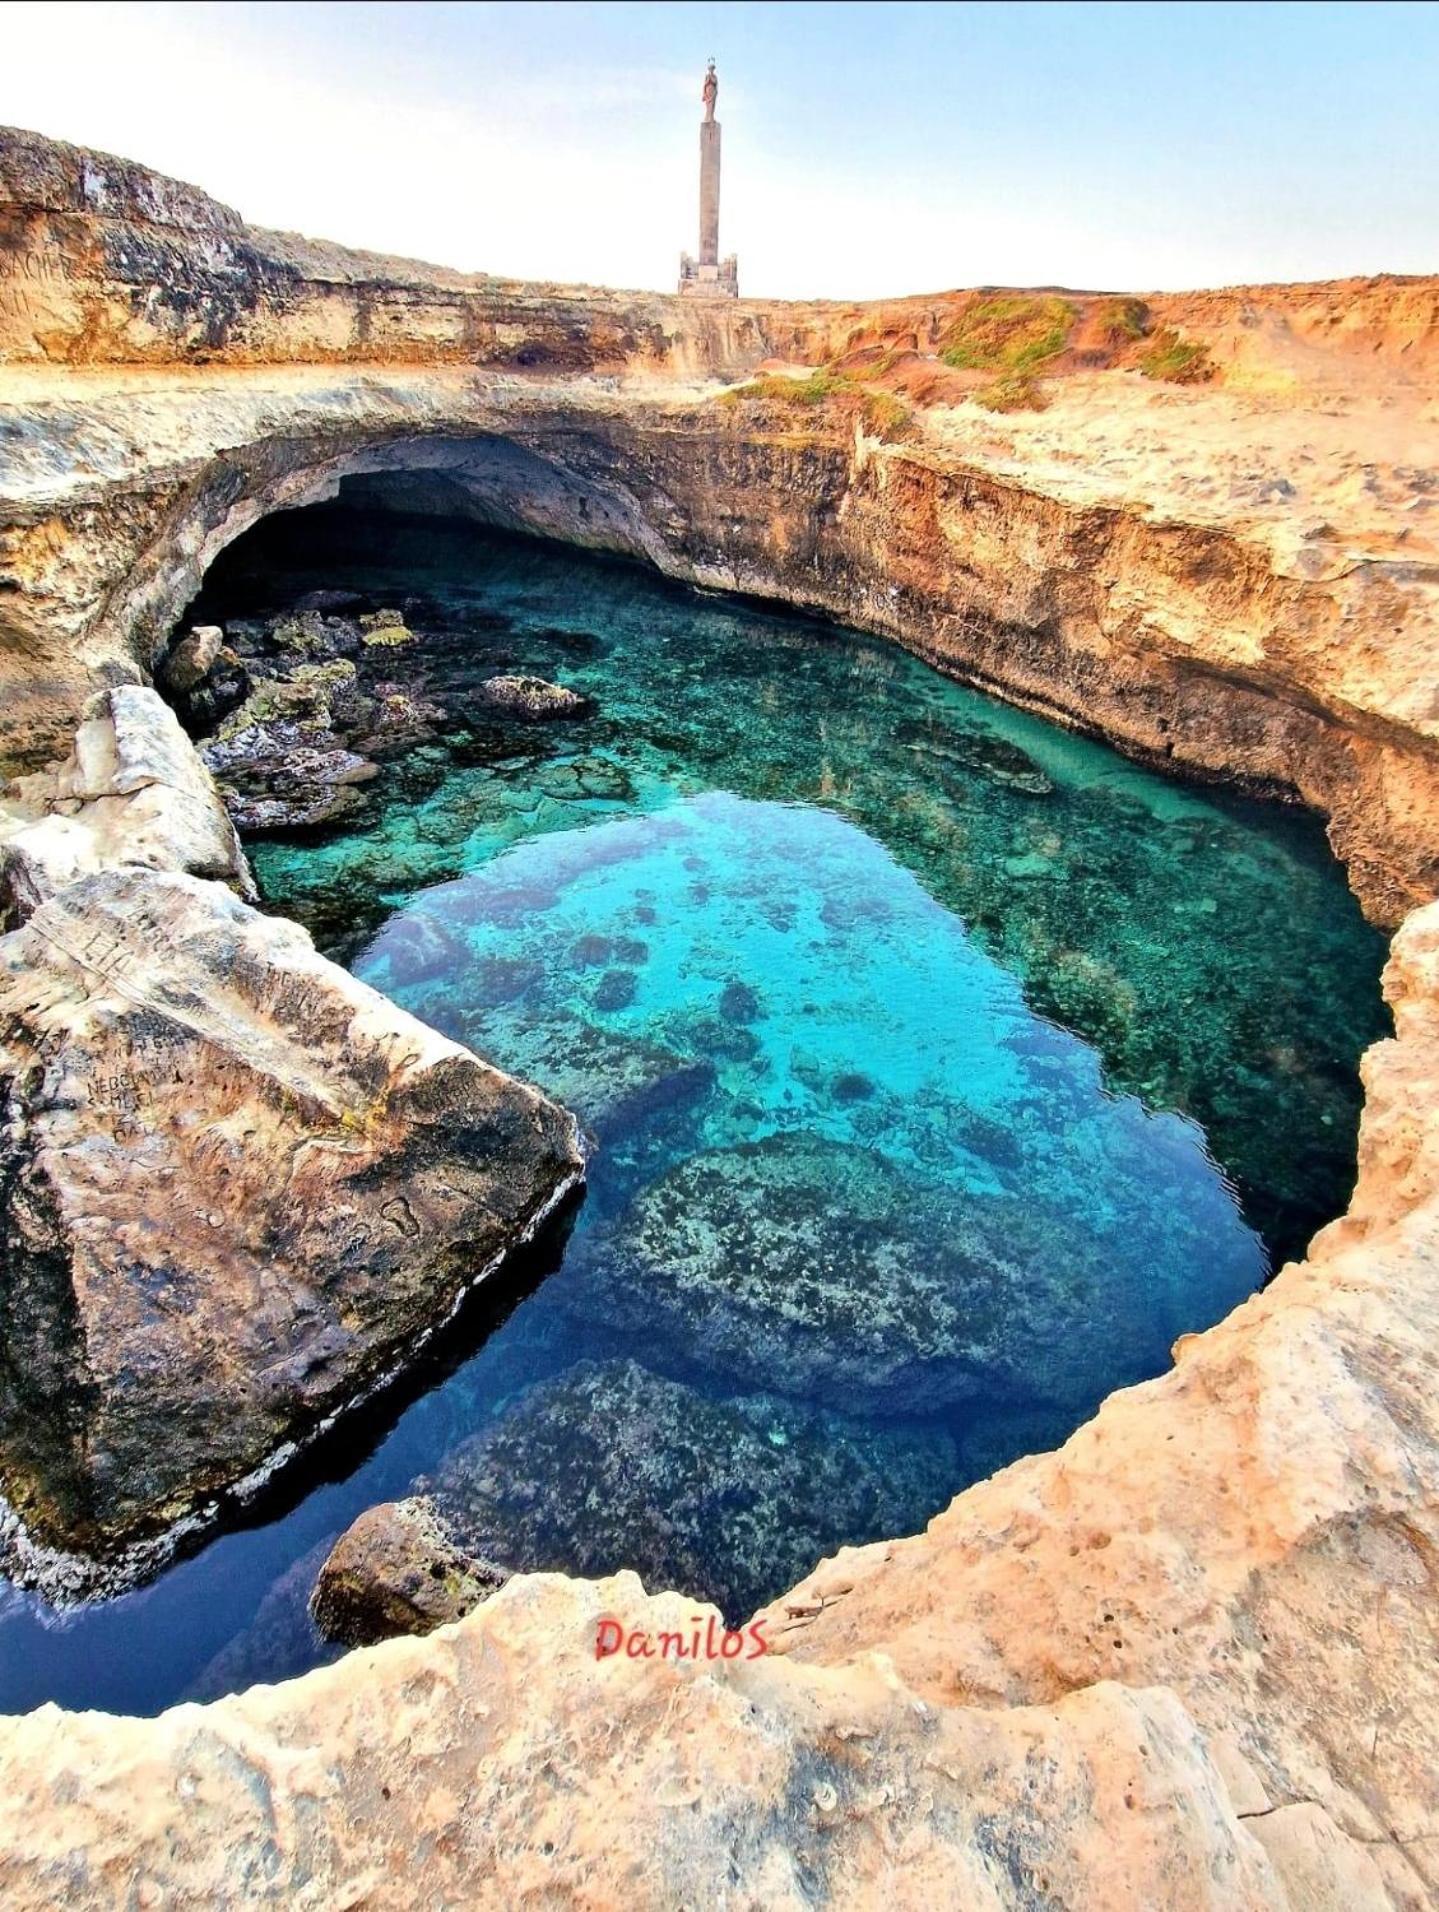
[{"left": 679, "top": 59, "right": 739, "bottom": 297}]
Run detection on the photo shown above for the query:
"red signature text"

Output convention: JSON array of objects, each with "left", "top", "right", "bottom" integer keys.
[{"left": 595, "top": 1615, "right": 769, "bottom": 1661}]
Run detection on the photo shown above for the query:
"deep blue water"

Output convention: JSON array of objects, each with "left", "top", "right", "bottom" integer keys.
[{"left": 0, "top": 514, "right": 1389, "bottom": 1716}]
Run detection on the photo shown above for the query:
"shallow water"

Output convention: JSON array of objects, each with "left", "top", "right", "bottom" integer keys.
[{"left": 0, "top": 512, "right": 1388, "bottom": 1715}]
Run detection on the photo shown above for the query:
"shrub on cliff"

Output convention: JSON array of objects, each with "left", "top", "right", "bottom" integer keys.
[
  {"left": 1091, "top": 297, "right": 1151, "bottom": 347},
  {"left": 973, "top": 373, "right": 1051, "bottom": 413},
  {"left": 940, "top": 295, "right": 1076, "bottom": 375},
  {"left": 719, "top": 369, "right": 914, "bottom": 440},
  {"left": 1139, "top": 328, "right": 1214, "bottom": 383}
]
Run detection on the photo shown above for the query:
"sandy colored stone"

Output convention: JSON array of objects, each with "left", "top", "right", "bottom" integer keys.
[
  {"left": 0, "top": 684, "right": 253, "bottom": 919},
  {"left": 0, "top": 1571, "right": 1287, "bottom": 1910},
  {"left": 158, "top": 623, "right": 223, "bottom": 694}
]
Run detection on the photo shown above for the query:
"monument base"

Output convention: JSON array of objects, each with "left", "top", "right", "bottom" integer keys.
[{"left": 678, "top": 253, "right": 739, "bottom": 299}]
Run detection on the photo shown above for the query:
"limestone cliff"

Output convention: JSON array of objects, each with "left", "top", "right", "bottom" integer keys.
[{"left": 3, "top": 126, "right": 1436, "bottom": 924}]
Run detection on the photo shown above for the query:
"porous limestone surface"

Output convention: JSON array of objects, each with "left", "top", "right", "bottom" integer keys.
[{"left": 0, "top": 683, "right": 253, "bottom": 919}]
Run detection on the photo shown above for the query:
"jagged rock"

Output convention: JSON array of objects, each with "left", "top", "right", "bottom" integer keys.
[
  {"left": 0, "top": 866, "right": 584, "bottom": 1577},
  {"left": 476, "top": 674, "right": 593, "bottom": 722},
  {"left": 0, "top": 686, "right": 252, "bottom": 922},
  {"left": 210, "top": 659, "right": 368, "bottom": 738},
  {"left": 221, "top": 782, "right": 373, "bottom": 835},
  {"left": 270, "top": 611, "right": 363, "bottom": 660},
  {"left": 354, "top": 680, "right": 444, "bottom": 751},
  {"left": 174, "top": 645, "right": 250, "bottom": 731},
  {"left": 157, "top": 623, "right": 223, "bottom": 695},
  {"left": 310, "top": 1497, "right": 508, "bottom": 1646},
  {"left": 313, "top": 1358, "right": 959, "bottom": 1639},
  {"left": 197, "top": 660, "right": 382, "bottom": 832}
]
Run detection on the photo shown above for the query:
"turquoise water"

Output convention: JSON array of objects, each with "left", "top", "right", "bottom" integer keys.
[{"left": 0, "top": 510, "right": 1388, "bottom": 1714}]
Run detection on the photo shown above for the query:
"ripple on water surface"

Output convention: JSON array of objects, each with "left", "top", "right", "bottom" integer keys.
[{"left": 0, "top": 516, "right": 1389, "bottom": 1714}]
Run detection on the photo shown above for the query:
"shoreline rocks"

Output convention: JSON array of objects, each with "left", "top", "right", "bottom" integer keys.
[
  {"left": 180, "top": 608, "right": 595, "bottom": 837},
  {"left": 0, "top": 864, "right": 585, "bottom": 1583},
  {"left": 0, "top": 685, "right": 253, "bottom": 925}
]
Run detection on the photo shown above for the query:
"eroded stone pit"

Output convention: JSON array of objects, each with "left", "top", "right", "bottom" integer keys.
[
  {"left": 0, "top": 503, "right": 1388, "bottom": 1711},
  {"left": 0, "top": 127, "right": 1437, "bottom": 1909}
]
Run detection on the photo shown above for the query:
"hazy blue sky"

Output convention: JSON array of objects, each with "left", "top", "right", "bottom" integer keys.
[{"left": 2, "top": 1, "right": 1433, "bottom": 296}]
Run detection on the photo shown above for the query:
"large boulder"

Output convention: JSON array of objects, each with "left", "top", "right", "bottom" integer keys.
[
  {"left": 0, "top": 866, "right": 584, "bottom": 1584},
  {"left": 0, "top": 685, "right": 252, "bottom": 924},
  {"left": 310, "top": 1497, "right": 508, "bottom": 1647},
  {"left": 157, "top": 623, "right": 223, "bottom": 695}
]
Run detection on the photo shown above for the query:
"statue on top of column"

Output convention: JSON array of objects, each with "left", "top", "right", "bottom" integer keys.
[{"left": 702, "top": 59, "right": 718, "bottom": 122}]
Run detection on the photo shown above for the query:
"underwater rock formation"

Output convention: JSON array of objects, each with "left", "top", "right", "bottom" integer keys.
[
  {"left": 313, "top": 1357, "right": 960, "bottom": 1640},
  {"left": 564, "top": 1133, "right": 1164, "bottom": 1415},
  {"left": 0, "top": 864, "right": 583, "bottom": 1579},
  {"left": 473, "top": 674, "right": 593, "bottom": 721}
]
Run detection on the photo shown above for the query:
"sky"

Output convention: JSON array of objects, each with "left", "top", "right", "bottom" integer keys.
[{"left": 1, "top": 1, "right": 1434, "bottom": 298}]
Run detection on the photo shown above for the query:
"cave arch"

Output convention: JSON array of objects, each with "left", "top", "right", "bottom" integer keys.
[{"left": 133, "top": 429, "right": 681, "bottom": 681}]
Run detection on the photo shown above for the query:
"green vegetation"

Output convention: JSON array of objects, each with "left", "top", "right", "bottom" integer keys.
[
  {"left": 940, "top": 295, "right": 1076, "bottom": 375},
  {"left": 1092, "top": 297, "right": 1150, "bottom": 346},
  {"left": 972, "top": 373, "right": 1050, "bottom": 414},
  {"left": 719, "top": 368, "right": 912, "bottom": 440},
  {"left": 1138, "top": 328, "right": 1213, "bottom": 383},
  {"left": 720, "top": 368, "right": 843, "bottom": 408},
  {"left": 859, "top": 390, "right": 914, "bottom": 439}
]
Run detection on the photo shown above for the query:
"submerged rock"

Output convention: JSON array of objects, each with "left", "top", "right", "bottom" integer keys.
[
  {"left": 312, "top": 1357, "right": 958, "bottom": 1641},
  {"left": 0, "top": 866, "right": 584, "bottom": 1580},
  {"left": 565, "top": 1132, "right": 1123, "bottom": 1415},
  {"left": 475, "top": 674, "right": 593, "bottom": 722}
]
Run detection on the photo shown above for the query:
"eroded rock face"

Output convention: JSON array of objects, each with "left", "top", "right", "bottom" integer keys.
[
  {"left": 0, "top": 1571, "right": 1290, "bottom": 1909},
  {"left": 0, "top": 685, "right": 252, "bottom": 923},
  {"left": 0, "top": 866, "right": 583, "bottom": 1579}
]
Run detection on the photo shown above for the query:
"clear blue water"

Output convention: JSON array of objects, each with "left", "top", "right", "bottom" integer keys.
[{"left": 0, "top": 512, "right": 1388, "bottom": 1716}]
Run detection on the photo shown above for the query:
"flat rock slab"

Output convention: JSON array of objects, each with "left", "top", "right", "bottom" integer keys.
[{"left": 0, "top": 866, "right": 584, "bottom": 1587}]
